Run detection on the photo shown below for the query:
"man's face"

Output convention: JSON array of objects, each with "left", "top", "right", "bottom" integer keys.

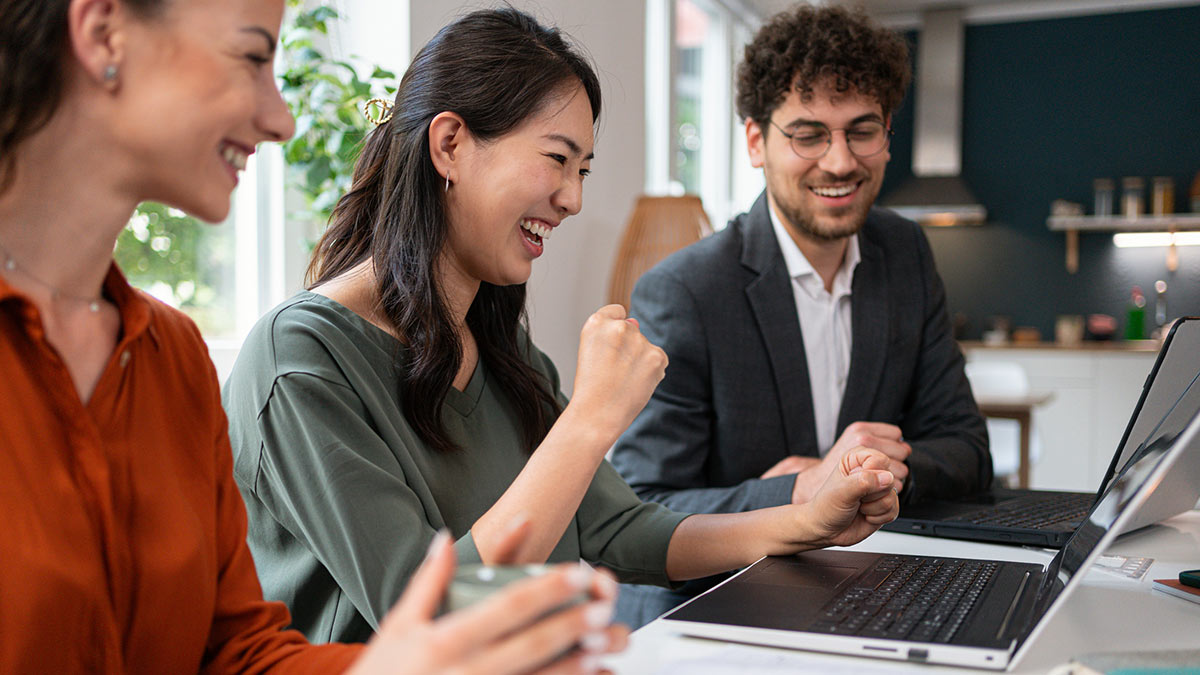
[{"left": 746, "top": 80, "right": 891, "bottom": 243}]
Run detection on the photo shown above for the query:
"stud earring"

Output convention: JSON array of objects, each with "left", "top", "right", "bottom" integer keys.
[{"left": 102, "top": 65, "right": 118, "bottom": 83}]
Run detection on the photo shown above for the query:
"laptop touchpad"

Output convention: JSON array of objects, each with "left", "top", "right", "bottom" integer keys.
[{"left": 741, "top": 559, "right": 860, "bottom": 587}]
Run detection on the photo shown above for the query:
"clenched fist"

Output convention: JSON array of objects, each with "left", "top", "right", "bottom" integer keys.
[
  {"left": 569, "top": 305, "right": 668, "bottom": 443},
  {"left": 800, "top": 448, "right": 900, "bottom": 548}
]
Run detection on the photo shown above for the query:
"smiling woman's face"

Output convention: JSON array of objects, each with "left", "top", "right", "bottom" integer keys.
[
  {"left": 441, "top": 83, "right": 595, "bottom": 290},
  {"left": 106, "top": 0, "right": 294, "bottom": 223}
]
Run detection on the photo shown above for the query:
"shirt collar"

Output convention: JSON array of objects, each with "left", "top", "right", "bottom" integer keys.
[{"left": 768, "top": 201, "right": 861, "bottom": 298}]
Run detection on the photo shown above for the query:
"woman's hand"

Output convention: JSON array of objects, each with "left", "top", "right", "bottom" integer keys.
[
  {"left": 348, "top": 532, "right": 628, "bottom": 675},
  {"left": 568, "top": 304, "right": 668, "bottom": 444},
  {"left": 798, "top": 448, "right": 900, "bottom": 548}
]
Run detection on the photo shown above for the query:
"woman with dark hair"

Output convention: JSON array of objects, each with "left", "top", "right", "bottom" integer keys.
[
  {"left": 0, "top": 0, "right": 625, "bottom": 672},
  {"left": 224, "top": 5, "right": 902, "bottom": 647}
]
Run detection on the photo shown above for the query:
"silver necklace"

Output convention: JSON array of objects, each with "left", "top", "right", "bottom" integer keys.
[{"left": 0, "top": 241, "right": 103, "bottom": 313}]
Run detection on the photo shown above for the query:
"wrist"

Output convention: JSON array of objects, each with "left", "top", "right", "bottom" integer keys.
[
  {"left": 763, "top": 503, "right": 820, "bottom": 557},
  {"left": 555, "top": 403, "right": 620, "bottom": 454}
]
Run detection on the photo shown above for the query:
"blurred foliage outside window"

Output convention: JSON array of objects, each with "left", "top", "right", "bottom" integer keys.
[
  {"left": 113, "top": 204, "right": 236, "bottom": 336},
  {"left": 113, "top": 1, "right": 396, "bottom": 337}
]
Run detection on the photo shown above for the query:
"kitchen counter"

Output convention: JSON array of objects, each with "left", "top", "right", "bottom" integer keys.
[
  {"left": 961, "top": 344, "right": 1159, "bottom": 490},
  {"left": 959, "top": 339, "right": 1160, "bottom": 352}
]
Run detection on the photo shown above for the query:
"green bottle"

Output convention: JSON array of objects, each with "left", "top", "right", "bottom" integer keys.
[{"left": 1125, "top": 286, "right": 1146, "bottom": 340}]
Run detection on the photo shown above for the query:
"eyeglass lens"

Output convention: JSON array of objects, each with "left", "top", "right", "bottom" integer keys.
[{"left": 788, "top": 121, "right": 889, "bottom": 160}]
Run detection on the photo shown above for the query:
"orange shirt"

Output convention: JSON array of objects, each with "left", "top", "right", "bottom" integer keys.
[{"left": 0, "top": 266, "right": 361, "bottom": 673}]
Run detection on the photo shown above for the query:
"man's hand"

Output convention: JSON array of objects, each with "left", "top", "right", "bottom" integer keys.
[
  {"left": 785, "top": 421, "right": 911, "bottom": 504},
  {"left": 761, "top": 455, "right": 819, "bottom": 479}
]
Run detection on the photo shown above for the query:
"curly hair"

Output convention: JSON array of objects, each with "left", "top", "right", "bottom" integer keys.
[{"left": 736, "top": 4, "right": 910, "bottom": 127}]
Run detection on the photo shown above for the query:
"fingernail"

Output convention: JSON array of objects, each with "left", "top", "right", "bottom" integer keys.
[
  {"left": 581, "top": 630, "right": 609, "bottom": 653},
  {"left": 581, "top": 653, "right": 601, "bottom": 673},
  {"left": 567, "top": 562, "right": 593, "bottom": 591},
  {"left": 878, "top": 471, "right": 894, "bottom": 487},
  {"left": 425, "top": 529, "right": 450, "bottom": 558},
  {"left": 585, "top": 601, "right": 613, "bottom": 629}
]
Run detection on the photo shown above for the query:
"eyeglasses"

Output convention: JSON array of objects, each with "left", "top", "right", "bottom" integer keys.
[{"left": 769, "top": 119, "right": 893, "bottom": 160}]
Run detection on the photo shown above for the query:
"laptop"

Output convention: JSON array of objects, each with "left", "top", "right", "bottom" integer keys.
[
  {"left": 660, "top": 396, "right": 1200, "bottom": 670},
  {"left": 882, "top": 316, "right": 1200, "bottom": 547}
]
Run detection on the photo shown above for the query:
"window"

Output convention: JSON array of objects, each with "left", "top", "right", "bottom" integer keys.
[
  {"left": 112, "top": 0, "right": 408, "bottom": 382},
  {"left": 113, "top": 147, "right": 290, "bottom": 380},
  {"left": 647, "top": 0, "right": 763, "bottom": 229}
]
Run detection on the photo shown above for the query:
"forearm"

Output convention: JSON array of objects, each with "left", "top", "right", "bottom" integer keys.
[
  {"left": 663, "top": 507, "right": 820, "bottom": 581},
  {"left": 473, "top": 403, "right": 617, "bottom": 563}
]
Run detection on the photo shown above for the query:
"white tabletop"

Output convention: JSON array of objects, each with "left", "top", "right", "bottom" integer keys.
[{"left": 605, "top": 510, "right": 1200, "bottom": 674}]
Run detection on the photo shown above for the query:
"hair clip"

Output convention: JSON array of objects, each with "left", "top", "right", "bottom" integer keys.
[{"left": 363, "top": 98, "right": 395, "bottom": 126}]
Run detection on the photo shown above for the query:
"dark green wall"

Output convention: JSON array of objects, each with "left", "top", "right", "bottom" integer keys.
[{"left": 879, "top": 5, "right": 1200, "bottom": 340}]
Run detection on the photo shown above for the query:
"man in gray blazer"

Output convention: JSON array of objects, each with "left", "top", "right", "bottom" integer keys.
[{"left": 611, "top": 4, "right": 990, "bottom": 628}]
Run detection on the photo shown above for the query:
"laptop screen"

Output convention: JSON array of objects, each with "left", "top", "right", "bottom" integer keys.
[
  {"left": 1032, "top": 374, "right": 1200, "bottom": 614},
  {"left": 1100, "top": 317, "right": 1200, "bottom": 494}
]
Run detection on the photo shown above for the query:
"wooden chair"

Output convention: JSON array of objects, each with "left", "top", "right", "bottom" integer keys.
[{"left": 606, "top": 195, "right": 713, "bottom": 310}]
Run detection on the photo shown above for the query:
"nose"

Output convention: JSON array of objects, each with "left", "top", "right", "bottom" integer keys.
[
  {"left": 817, "top": 130, "right": 858, "bottom": 177},
  {"left": 553, "top": 173, "right": 584, "bottom": 217},
  {"left": 257, "top": 75, "right": 296, "bottom": 143}
]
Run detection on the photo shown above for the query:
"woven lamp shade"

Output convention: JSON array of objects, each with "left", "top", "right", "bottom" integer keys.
[{"left": 607, "top": 195, "right": 713, "bottom": 310}]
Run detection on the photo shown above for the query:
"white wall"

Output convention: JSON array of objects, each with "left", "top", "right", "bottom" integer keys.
[
  {"left": 331, "top": 0, "right": 411, "bottom": 79},
  {"left": 411, "top": 2, "right": 648, "bottom": 395}
]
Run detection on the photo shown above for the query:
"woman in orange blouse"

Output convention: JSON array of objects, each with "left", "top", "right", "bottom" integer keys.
[{"left": 0, "top": 0, "right": 623, "bottom": 672}]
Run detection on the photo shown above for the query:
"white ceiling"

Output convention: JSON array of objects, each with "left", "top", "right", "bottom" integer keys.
[{"left": 741, "top": 0, "right": 1200, "bottom": 28}]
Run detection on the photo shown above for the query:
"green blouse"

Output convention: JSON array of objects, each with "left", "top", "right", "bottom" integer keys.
[{"left": 223, "top": 292, "right": 687, "bottom": 644}]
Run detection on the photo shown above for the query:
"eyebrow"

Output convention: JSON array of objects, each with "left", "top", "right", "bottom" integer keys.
[
  {"left": 545, "top": 133, "right": 595, "bottom": 161},
  {"left": 781, "top": 112, "right": 884, "bottom": 129},
  {"left": 241, "top": 27, "right": 278, "bottom": 54}
]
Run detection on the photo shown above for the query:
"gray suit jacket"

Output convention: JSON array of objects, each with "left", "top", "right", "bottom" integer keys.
[{"left": 610, "top": 193, "right": 990, "bottom": 627}]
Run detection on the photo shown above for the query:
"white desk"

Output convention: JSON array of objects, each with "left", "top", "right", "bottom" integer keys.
[{"left": 607, "top": 511, "right": 1200, "bottom": 674}]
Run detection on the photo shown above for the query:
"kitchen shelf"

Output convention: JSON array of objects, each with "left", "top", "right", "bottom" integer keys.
[
  {"left": 1047, "top": 214, "right": 1200, "bottom": 231},
  {"left": 1045, "top": 213, "right": 1200, "bottom": 273}
]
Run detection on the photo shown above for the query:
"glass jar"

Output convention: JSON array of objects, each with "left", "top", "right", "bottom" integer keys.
[
  {"left": 1151, "top": 177, "right": 1175, "bottom": 216},
  {"left": 1093, "top": 178, "right": 1114, "bottom": 217},
  {"left": 1122, "top": 176, "right": 1145, "bottom": 219}
]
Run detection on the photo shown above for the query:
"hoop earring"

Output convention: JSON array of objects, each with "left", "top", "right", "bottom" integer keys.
[{"left": 445, "top": 173, "right": 451, "bottom": 192}]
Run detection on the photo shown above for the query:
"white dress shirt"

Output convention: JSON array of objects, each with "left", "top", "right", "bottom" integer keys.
[{"left": 768, "top": 205, "right": 861, "bottom": 456}]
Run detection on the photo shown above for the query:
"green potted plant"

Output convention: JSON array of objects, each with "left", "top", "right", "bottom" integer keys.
[{"left": 115, "top": 1, "right": 396, "bottom": 333}]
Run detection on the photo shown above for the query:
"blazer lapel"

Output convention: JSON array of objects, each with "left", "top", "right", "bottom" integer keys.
[
  {"left": 740, "top": 193, "right": 819, "bottom": 456},
  {"left": 838, "top": 223, "right": 890, "bottom": 431}
]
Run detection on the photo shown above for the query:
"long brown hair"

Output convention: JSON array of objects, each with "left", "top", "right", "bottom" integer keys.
[
  {"left": 308, "top": 7, "right": 600, "bottom": 454},
  {"left": 0, "top": 0, "right": 167, "bottom": 193}
]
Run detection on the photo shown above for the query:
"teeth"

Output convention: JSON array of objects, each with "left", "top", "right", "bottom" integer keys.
[
  {"left": 222, "top": 145, "right": 248, "bottom": 171},
  {"left": 812, "top": 184, "right": 855, "bottom": 198},
  {"left": 520, "top": 219, "right": 553, "bottom": 241}
]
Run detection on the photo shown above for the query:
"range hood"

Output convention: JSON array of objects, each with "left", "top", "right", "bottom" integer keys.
[{"left": 883, "top": 8, "right": 987, "bottom": 227}]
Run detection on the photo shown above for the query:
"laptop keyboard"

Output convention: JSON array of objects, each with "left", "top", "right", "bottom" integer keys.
[
  {"left": 955, "top": 492, "right": 1093, "bottom": 529},
  {"left": 808, "top": 556, "right": 998, "bottom": 643}
]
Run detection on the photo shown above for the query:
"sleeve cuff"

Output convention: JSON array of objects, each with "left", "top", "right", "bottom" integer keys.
[
  {"left": 761, "top": 474, "right": 797, "bottom": 507},
  {"left": 455, "top": 531, "right": 484, "bottom": 566}
]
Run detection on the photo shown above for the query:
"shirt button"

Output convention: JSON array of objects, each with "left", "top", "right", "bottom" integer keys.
[{"left": 119, "top": 350, "right": 131, "bottom": 368}]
